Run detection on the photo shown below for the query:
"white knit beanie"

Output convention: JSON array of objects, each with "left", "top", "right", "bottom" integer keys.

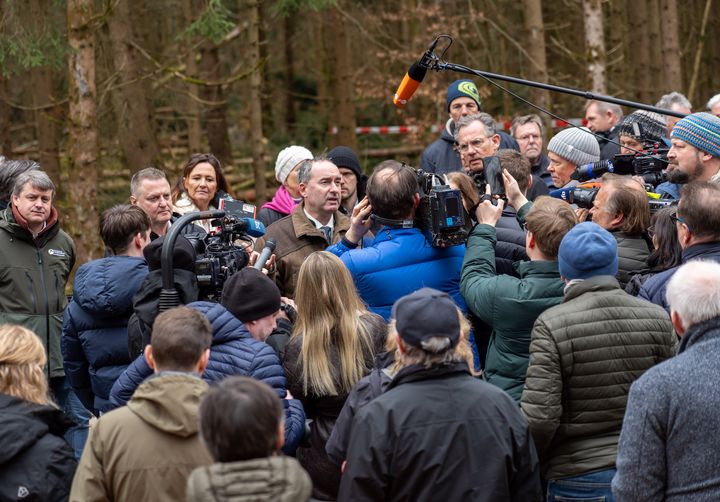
[
  {"left": 547, "top": 127, "right": 601, "bottom": 166},
  {"left": 274, "top": 146, "right": 313, "bottom": 184}
]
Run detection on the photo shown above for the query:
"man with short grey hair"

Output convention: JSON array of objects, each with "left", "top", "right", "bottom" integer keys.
[
  {"left": 339, "top": 288, "right": 542, "bottom": 501},
  {"left": 708, "top": 93, "right": 720, "bottom": 117},
  {"left": 0, "top": 170, "right": 75, "bottom": 399},
  {"left": 585, "top": 100, "right": 623, "bottom": 160},
  {"left": 0, "top": 158, "right": 41, "bottom": 209},
  {"left": 656, "top": 91, "right": 692, "bottom": 136},
  {"left": 257, "top": 158, "right": 353, "bottom": 298},
  {"left": 613, "top": 260, "right": 720, "bottom": 501},
  {"left": 511, "top": 114, "right": 553, "bottom": 188},
  {"left": 129, "top": 167, "right": 173, "bottom": 238}
]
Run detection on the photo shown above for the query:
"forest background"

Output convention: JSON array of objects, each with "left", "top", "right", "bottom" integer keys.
[{"left": 0, "top": 0, "right": 718, "bottom": 264}]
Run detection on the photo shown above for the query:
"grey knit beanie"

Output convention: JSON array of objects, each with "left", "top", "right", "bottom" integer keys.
[{"left": 547, "top": 127, "right": 601, "bottom": 166}]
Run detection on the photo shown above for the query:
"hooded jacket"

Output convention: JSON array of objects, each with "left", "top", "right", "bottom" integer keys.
[
  {"left": 110, "top": 301, "right": 306, "bottom": 455},
  {"left": 186, "top": 456, "right": 312, "bottom": 502},
  {"left": 0, "top": 394, "right": 77, "bottom": 501},
  {"left": 0, "top": 205, "right": 75, "bottom": 378},
  {"left": 62, "top": 256, "right": 148, "bottom": 413},
  {"left": 338, "top": 362, "right": 542, "bottom": 502},
  {"left": 70, "top": 374, "right": 212, "bottom": 501}
]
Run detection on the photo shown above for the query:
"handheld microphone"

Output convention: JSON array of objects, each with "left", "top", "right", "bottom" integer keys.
[
  {"left": 393, "top": 62, "right": 427, "bottom": 108},
  {"left": 236, "top": 218, "right": 266, "bottom": 238},
  {"left": 549, "top": 186, "right": 575, "bottom": 202},
  {"left": 253, "top": 238, "right": 276, "bottom": 271}
]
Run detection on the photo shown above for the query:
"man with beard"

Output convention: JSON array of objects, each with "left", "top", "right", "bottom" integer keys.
[{"left": 665, "top": 112, "right": 720, "bottom": 185}]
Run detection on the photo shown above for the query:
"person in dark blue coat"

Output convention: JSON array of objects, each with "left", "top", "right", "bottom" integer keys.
[
  {"left": 62, "top": 205, "right": 151, "bottom": 417},
  {"left": 639, "top": 182, "right": 720, "bottom": 310},
  {"left": 108, "top": 277, "right": 306, "bottom": 455},
  {"left": 327, "top": 161, "right": 466, "bottom": 320}
]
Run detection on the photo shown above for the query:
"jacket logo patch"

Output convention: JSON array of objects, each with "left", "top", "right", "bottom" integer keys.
[
  {"left": 48, "top": 249, "right": 66, "bottom": 257},
  {"left": 18, "top": 486, "right": 30, "bottom": 498}
]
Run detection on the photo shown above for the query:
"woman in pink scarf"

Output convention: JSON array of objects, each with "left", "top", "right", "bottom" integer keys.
[{"left": 257, "top": 145, "right": 313, "bottom": 227}]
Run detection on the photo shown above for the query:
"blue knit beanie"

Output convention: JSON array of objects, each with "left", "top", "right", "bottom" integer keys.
[
  {"left": 446, "top": 79, "right": 481, "bottom": 111},
  {"left": 671, "top": 112, "right": 720, "bottom": 157},
  {"left": 558, "top": 222, "right": 618, "bottom": 280}
]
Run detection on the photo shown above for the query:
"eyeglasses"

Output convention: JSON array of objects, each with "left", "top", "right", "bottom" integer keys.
[
  {"left": 647, "top": 226, "right": 655, "bottom": 239},
  {"left": 522, "top": 221, "right": 531, "bottom": 233},
  {"left": 670, "top": 212, "right": 692, "bottom": 232},
  {"left": 456, "top": 137, "right": 491, "bottom": 154}
]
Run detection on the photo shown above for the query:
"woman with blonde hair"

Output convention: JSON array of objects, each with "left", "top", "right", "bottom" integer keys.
[
  {"left": 283, "top": 251, "right": 386, "bottom": 501},
  {"left": 0, "top": 325, "right": 76, "bottom": 499}
]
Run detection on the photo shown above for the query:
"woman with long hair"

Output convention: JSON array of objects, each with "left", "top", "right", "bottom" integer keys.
[
  {"left": 0, "top": 325, "right": 76, "bottom": 499},
  {"left": 283, "top": 251, "right": 386, "bottom": 501},
  {"left": 171, "top": 153, "right": 234, "bottom": 232}
]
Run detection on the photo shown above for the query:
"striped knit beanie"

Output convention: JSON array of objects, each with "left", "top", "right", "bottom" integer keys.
[
  {"left": 671, "top": 112, "right": 720, "bottom": 157},
  {"left": 618, "top": 110, "right": 667, "bottom": 145}
]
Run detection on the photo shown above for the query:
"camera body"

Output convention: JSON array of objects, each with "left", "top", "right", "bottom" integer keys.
[
  {"left": 574, "top": 147, "right": 669, "bottom": 187},
  {"left": 185, "top": 199, "right": 261, "bottom": 302},
  {"left": 414, "top": 169, "right": 467, "bottom": 248}
]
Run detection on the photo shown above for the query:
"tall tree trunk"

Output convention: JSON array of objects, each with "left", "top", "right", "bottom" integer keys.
[
  {"left": 628, "top": 0, "right": 650, "bottom": 102},
  {"left": 687, "top": 0, "right": 712, "bottom": 102},
  {"left": 67, "top": 0, "right": 100, "bottom": 263},
  {"left": 313, "top": 11, "right": 329, "bottom": 142},
  {"left": 647, "top": 0, "right": 663, "bottom": 92},
  {"left": 323, "top": 4, "right": 357, "bottom": 150},
  {"left": 522, "top": 0, "right": 550, "bottom": 116},
  {"left": 0, "top": 77, "right": 11, "bottom": 157},
  {"left": 28, "top": 0, "right": 62, "bottom": 184},
  {"left": 659, "top": 0, "right": 682, "bottom": 92},
  {"left": 106, "top": 0, "right": 159, "bottom": 170},
  {"left": 246, "top": 0, "right": 266, "bottom": 204},
  {"left": 199, "top": 42, "right": 232, "bottom": 167},
  {"left": 257, "top": 2, "right": 273, "bottom": 138},
  {"left": 282, "top": 15, "right": 296, "bottom": 135},
  {"left": 182, "top": 0, "right": 202, "bottom": 153},
  {"left": 607, "top": 0, "right": 627, "bottom": 97},
  {"left": 583, "top": 0, "right": 606, "bottom": 94}
]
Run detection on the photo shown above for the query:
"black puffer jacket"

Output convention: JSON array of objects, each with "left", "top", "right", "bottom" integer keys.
[
  {"left": 338, "top": 362, "right": 542, "bottom": 501},
  {"left": 0, "top": 394, "right": 77, "bottom": 501},
  {"left": 614, "top": 231, "right": 651, "bottom": 288}
]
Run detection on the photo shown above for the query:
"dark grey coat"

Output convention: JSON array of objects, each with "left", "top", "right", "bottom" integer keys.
[{"left": 613, "top": 316, "right": 720, "bottom": 501}]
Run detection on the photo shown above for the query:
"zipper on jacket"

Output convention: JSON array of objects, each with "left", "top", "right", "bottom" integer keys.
[
  {"left": 36, "top": 247, "right": 51, "bottom": 380},
  {"left": 24, "top": 271, "right": 37, "bottom": 312}
]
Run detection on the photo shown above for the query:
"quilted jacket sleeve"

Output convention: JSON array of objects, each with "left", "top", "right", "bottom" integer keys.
[
  {"left": 248, "top": 341, "right": 305, "bottom": 455},
  {"left": 107, "top": 355, "right": 152, "bottom": 409},
  {"left": 520, "top": 316, "right": 563, "bottom": 456},
  {"left": 61, "top": 303, "right": 94, "bottom": 412}
]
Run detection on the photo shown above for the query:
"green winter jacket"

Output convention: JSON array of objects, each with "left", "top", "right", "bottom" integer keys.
[
  {"left": 0, "top": 206, "right": 75, "bottom": 378},
  {"left": 461, "top": 222, "right": 564, "bottom": 401},
  {"left": 521, "top": 275, "right": 676, "bottom": 480}
]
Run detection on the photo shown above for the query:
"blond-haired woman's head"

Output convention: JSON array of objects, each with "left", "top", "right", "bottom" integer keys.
[{"left": 0, "top": 325, "right": 50, "bottom": 405}]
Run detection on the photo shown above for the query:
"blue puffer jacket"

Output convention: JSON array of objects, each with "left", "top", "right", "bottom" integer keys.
[
  {"left": 108, "top": 301, "right": 306, "bottom": 454},
  {"left": 62, "top": 256, "right": 148, "bottom": 414},
  {"left": 638, "top": 241, "right": 720, "bottom": 311},
  {"left": 327, "top": 227, "right": 466, "bottom": 320}
]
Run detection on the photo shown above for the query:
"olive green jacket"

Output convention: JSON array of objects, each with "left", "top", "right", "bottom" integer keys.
[
  {"left": 0, "top": 206, "right": 75, "bottom": 378},
  {"left": 521, "top": 275, "right": 676, "bottom": 480},
  {"left": 186, "top": 456, "right": 312, "bottom": 502}
]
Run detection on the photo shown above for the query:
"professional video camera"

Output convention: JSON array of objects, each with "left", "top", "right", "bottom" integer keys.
[
  {"left": 414, "top": 169, "right": 467, "bottom": 247},
  {"left": 573, "top": 145, "right": 669, "bottom": 186},
  {"left": 161, "top": 200, "right": 265, "bottom": 305}
]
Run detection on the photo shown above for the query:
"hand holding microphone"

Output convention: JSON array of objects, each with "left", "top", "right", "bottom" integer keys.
[{"left": 253, "top": 238, "right": 276, "bottom": 272}]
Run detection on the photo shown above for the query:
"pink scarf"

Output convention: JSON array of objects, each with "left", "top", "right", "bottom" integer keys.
[{"left": 262, "top": 185, "right": 299, "bottom": 216}]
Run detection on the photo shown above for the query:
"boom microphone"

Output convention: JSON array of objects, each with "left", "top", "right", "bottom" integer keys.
[
  {"left": 393, "top": 62, "right": 427, "bottom": 108},
  {"left": 253, "top": 238, "right": 276, "bottom": 271}
]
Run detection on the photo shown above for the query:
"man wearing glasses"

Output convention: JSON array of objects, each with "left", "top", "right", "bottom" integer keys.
[
  {"left": 419, "top": 79, "right": 518, "bottom": 176},
  {"left": 511, "top": 114, "right": 554, "bottom": 188},
  {"left": 639, "top": 181, "right": 720, "bottom": 310}
]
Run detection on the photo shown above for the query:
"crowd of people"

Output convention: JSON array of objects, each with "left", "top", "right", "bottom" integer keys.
[{"left": 1, "top": 79, "right": 720, "bottom": 501}]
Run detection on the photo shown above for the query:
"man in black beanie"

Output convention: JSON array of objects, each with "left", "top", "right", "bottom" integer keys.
[
  {"left": 221, "top": 267, "right": 282, "bottom": 343},
  {"left": 328, "top": 145, "right": 366, "bottom": 215}
]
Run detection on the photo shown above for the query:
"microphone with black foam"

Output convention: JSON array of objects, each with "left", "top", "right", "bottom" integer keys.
[
  {"left": 253, "top": 238, "right": 276, "bottom": 271},
  {"left": 393, "top": 61, "right": 427, "bottom": 108}
]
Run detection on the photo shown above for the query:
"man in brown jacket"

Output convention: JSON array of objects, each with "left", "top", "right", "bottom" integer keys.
[
  {"left": 258, "top": 158, "right": 352, "bottom": 298},
  {"left": 70, "top": 307, "right": 213, "bottom": 501}
]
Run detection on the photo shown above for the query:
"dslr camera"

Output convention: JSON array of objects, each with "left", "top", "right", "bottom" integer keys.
[{"left": 414, "top": 169, "right": 467, "bottom": 248}]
